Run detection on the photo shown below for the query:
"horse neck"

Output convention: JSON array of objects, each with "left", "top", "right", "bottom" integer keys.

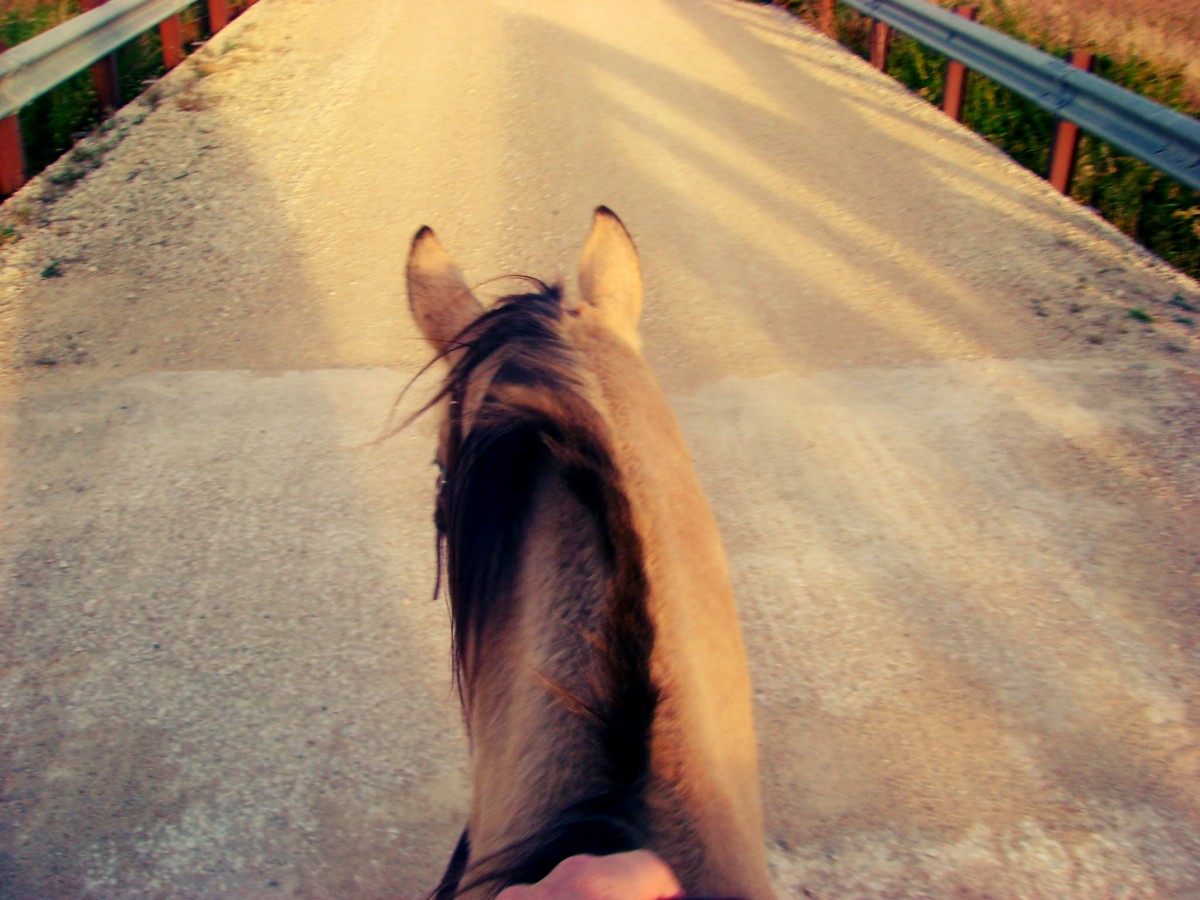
[
  {"left": 568, "top": 326, "right": 775, "bottom": 897},
  {"left": 461, "top": 457, "right": 652, "bottom": 875}
]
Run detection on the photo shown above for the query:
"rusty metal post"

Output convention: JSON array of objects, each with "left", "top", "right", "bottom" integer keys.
[
  {"left": 208, "top": 0, "right": 230, "bottom": 33},
  {"left": 0, "top": 43, "right": 26, "bottom": 197},
  {"left": 81, "top": 0, "right": 122, "bottom": 115},
  {"left": 870, "top": 20, "right": 891, "bottom": 70},
  {"left": 160, "top": 14, "right": 185, "bottom": 70},
  {"left": 0, "top": 112, "right": 25, "bottom": 197},
  {"left": 1047, "top": 50, "right": 1096, "bottom": 194},
  {"left": 941, "top": 5, "right": 978, "bottom": 122},
  {"left": 818, "top": 0, "right": 835, "bottom": 38}
]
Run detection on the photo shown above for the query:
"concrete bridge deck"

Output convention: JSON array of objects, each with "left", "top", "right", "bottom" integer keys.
[{"left": 2, "top": 0, "right": 1199, "bottom": 895}]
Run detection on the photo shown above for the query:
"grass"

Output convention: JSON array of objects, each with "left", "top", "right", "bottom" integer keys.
[
  {"left": 974, "top": 0, "right": 1200, "bottom": 105},
  {"left": 1, "top": 1, "right": 212, "bottom": 175},
  {"left": 763, "top": 0, "right": 1200, "bottom": 280}
]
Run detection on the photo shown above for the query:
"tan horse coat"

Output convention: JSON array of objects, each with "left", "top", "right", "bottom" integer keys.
[{"left": 407, "top": 208, "right": 773, "bottom": 899}]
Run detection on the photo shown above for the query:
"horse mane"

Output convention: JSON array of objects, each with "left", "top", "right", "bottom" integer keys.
[{"left": 424, "top": 283, "right": 661, "bottom": 893}]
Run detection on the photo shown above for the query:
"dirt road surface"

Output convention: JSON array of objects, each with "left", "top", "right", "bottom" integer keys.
[{"left": 2, "top": 0, "right": 1199, "bottom": 896}]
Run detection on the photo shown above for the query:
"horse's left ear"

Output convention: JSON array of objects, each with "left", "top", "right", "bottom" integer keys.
[
  {"left": 407, "top": 226, "right": 485, "bottom": 360},
  {"left": 578, "top": 207, "right": 643, "bottom": 346}
]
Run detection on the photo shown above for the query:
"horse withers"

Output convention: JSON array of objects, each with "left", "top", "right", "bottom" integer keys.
[{"left": 406, "top": 208, "right": 773, "bottom": 899}]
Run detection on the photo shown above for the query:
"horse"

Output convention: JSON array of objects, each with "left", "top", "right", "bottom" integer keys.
[{"left": 406, "top": 208, "right": 774, "bottom": 899}]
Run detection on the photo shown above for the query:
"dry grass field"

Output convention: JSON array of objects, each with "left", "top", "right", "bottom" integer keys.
[
  {"left": 947, "top": 0, "right": 1200, "bottom": 102},
  {"left": 777, "top": 1, "right": 1199, "bottom": 104},
  {"left": 0, "top": 0, "right": 72, "bottom": 22},
  {"left": 1009, "top": 0, "right": 1200, "bottom": 45},
  {"left": 0, "top": 0, "right": 67, "bottom": 12},
  {"left": 0, "top": 0, "right": 71, "bottom": 28}
]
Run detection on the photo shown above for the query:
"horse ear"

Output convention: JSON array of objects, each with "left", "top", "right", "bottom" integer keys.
[
  {"left": 407, "top": 226, "right": 485, "bottom": 357},
  {"left": 578, "top": 207, "right": 643, "bottom": 344}
]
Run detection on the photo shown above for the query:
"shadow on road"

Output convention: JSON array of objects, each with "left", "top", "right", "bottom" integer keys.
[{"left": 2, "top": 0, "right": 1199, "bottom": 895}]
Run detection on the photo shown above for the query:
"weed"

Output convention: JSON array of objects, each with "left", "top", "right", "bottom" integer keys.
[
  {"left": 140, "top": 84, "right": 162, "bottom": 111},
  {"left": 69, "top": 143, "right": 101, "bottom": 164},
  {"left": 40, "top": 260, "right": 63, "bottom": 278},
  {"left": 46, "top": 164, "right": 85, "bottom": 186},
  {"left": 1128, "top": 307, "right": 1154, "bottom": 322}
]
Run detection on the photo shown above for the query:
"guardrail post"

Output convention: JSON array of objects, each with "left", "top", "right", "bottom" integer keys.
[
  {"left": 0, "top": 112, "right": 25, "bottom": 197},
  {"left": 1047, "top": 50, "right": 1096, "bottom": 194},
  {"left": 941, "top": 5, "right": 978, "bottom": 122},
  {"left": 160, "top": 14, "right": 185, "bottom": 70},
  {"left": 208, "top": 0, "right": 230, "bottom": 33},
  {"left": 870, "top": 20, "right": 892, "bottom": 70},
  {"left": 0, "top": 43, "right": 26, "bottom": 197},
  {"left": 81, "top": 0, "right": 121, "bottom": 115},
  {"left": 818, "top": 0, "right": 835, "bottom": 38}
]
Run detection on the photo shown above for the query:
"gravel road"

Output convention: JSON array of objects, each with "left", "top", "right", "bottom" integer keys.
[{"left": 2, "top": 0, "right": 1200, "bottom": 896}]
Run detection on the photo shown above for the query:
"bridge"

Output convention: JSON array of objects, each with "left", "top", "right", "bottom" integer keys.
[{"left": 2, "top": 0, "right": 1199, "bottom": 895}]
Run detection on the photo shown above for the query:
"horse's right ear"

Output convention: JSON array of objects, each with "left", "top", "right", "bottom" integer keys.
[
  {"left": 407, "top": 226, "right": 485, "bottom": 358},
  {"left": 578, "top": 207, "right": 643, "bottom": 349}
]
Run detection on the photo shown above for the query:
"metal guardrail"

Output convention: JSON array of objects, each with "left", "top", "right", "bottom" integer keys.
[
  {"left": 0, "top": 0, "right": 195, "bottom": 120},
  {"left": 842, "top": 0, "right": 1200, "bottom": 191}
]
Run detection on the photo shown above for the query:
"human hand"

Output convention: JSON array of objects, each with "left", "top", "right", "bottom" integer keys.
[{"left": 495, "top": 850, "right": 684, "bottom": 900}]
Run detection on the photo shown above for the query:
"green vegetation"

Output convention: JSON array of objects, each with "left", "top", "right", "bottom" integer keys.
[
  {"left": 1, "top": 1, "right": 207, "bottom": 175},
  {"left": 765, "top": 1, "right": 1200, "bottom": 279}
]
